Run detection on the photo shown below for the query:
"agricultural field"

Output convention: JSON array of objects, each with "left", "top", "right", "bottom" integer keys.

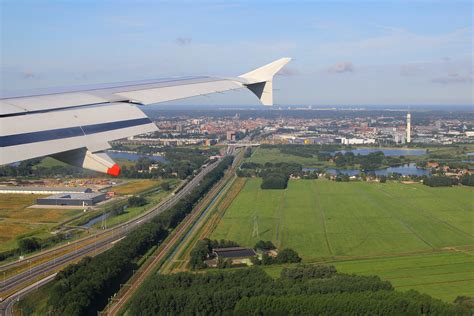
[
  {"left": 112, "top": 179, "right": 167, "bottom": 195},
  {"left": 246, "top": 148, "right": 325, "bottom": 167},
  {"left": 211, "top": 178, "right": 474, "bottom": 301},
  {"left": 0, "top": 194, "right": 83, "bottom": 252}
]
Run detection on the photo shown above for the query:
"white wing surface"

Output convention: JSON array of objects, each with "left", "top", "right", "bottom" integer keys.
[{"left": 0, "top": 58, "right": 291, "bottom": 175}]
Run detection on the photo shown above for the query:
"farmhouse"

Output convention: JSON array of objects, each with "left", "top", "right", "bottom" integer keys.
[{"left": 213, "top": 247, "right": 256, "bottom": 265}]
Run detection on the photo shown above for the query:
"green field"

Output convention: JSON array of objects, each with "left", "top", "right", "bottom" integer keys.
[
  {"left": 247, "top": 148, "right": 325, "bottom": 167},
  {"left": 211, "top": 178, "right": 474, "bottom": 301}
]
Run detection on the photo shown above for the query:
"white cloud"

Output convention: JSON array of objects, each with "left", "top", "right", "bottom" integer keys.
[
  {"left": 176, "top": 37, "right": 192, "bottom": 46},
  {"left": 328, "top": 62, "right": 354, "bottom": 73}
]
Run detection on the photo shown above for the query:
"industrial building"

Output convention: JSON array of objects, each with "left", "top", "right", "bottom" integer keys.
[
  {"left": 36, "top": 192, "right": 106, "bottom": 206},
  {"left": 0, "top": 186, "right": 92, "bottom": 195}
]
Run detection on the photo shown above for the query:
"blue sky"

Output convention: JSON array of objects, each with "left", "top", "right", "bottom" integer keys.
[{"left": 1, "top": 0, "right": 473, "bottom": 105}]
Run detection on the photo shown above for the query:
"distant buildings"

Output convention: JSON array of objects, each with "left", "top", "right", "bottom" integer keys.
[{"left": 335, "top": 137, "right": 376, "bottom": 145}]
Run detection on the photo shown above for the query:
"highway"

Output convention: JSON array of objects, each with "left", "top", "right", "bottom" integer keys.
[{"left": 0, "top": 159, "right": 221, "bottom": 316}]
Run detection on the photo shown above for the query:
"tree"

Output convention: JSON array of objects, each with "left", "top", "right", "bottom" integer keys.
[
  {"left": 128, "top": 196, "right": 147, "bottom": 207},
  {"left": 379, "top": 175, "right": 387, "bottom": 183},
  {"left": 275, "top": 248, "right": 301, "bottom": 264},
  {"left": 18, "top": 237, "right": 41, "bottom": 253}
]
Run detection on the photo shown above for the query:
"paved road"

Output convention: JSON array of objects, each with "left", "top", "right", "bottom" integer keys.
[{"left": 0, "top": 160, "right": 220, "bottom": 316}]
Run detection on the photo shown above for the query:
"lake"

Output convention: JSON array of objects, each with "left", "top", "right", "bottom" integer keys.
[
  {"left": 304, "top": 163, "right": 430, "bottom": 176},
  {"left": 322, "top": 163, "right": 431, "bottom": 176},
  {"left": 107, "top": 151, "right": 168, "bottom": 163},
  {"left": 329, "top": 148, "right": 426, "bottom": 156}
]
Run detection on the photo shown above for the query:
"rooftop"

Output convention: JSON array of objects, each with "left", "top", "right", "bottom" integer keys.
[
  {"left": 39, "top": 193, "right": 105, "bottom": 200},
  {"left": 213, "top": 247, "right": 256, "bottom": 258}
]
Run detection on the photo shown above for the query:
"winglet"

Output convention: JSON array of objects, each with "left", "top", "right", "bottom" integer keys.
[{"left": 239, "top": 57, "right": 291, "bottom": 106}]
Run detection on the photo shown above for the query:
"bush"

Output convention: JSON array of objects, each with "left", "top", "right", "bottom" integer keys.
[
  {"left": 160, "top": 182, "right": 171, "bottom": 191},
  {"left": 460, "top": 174, "right": 474, "bottom": 186},
  {"left": 18, "top": 237, "right": 41, "bottom": 253},
  {"left": 261, "top": 174, "right": 288, "bottom": 189},
  {"left": 423, "top": 176, "right": 453, "bottom": 187},
  {"left": 275, "top": 248, "right": 301, "bottom": 264},
  {"left": 128, "top": 196, "right": 147, "bottom": 207}
]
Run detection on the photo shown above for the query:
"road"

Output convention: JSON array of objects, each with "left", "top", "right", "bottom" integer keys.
[{"left": 0, "top": 160, "right": 221, "bottom": 316}]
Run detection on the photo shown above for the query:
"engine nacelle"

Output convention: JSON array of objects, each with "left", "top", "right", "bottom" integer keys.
[{"left": 52, "top": 148, "right": 121, "bottom": 176}]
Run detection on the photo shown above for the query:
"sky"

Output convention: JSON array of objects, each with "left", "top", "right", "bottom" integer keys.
[{"left": 1, "top": 0, "right": 473, "bottom": 106}]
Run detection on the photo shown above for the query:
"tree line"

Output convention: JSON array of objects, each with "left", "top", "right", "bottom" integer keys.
[
  {"left": 238, "top": 162, "right": 317, "bottom": 189},
  {"left": 127, "top": 264, "right": 467, "bottom": 315},
  {"left": 41, "top": 156, "right": 234, "bottom": 315}
]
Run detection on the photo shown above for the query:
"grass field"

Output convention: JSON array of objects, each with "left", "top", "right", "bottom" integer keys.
[
  {"left": 112, "top": 179, "right": 164, "bottom": 195},
  {"left": 211, "top": 178, "right": 473, "bottom": 301},
  {"left": 0, "top": 194, "right": 83, "bottom": 252},
  {"left": 246, "top": 148, "right": 325, "bottom": 167}
]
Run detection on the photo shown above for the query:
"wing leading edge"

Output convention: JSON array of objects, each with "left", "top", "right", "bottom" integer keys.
[{"left": 0, "top": 58, "right": 291, "bottom": 175}]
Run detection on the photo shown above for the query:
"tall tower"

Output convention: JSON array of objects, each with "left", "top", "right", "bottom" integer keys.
[{"left": 406, "top": 113, "right": 411, "bottom": 143}]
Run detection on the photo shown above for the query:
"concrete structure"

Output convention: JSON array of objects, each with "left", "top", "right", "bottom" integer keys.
[
  {"left": 226, "top": 131, "right": 236, "bottom": 141},
  {"left": 0, "top": 186, "right": 92, "bottom": 195},
  {"left": 406, "top": 113, "right": 411, "bottom": 143},
  {"left": 37, "top": 192, "right": 106, "bottom": 206}
]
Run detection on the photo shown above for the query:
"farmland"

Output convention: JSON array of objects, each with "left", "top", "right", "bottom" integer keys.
[
  {"left": 246, "top": 148, "right": 324, "bottom": 166},
  {"left": 112, "top": 179, "right": 166, "bottom": 195},
  {"left": 211, "top": 178, "right": 474, "bottom": 301}
]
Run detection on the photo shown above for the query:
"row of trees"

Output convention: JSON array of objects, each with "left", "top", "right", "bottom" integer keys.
[
  {"left": 423, "top": 175, "right": 455, "bottom": 187},
  {"left": 128, "top": 265, "right": 464, "bottom": 315},
  {"left": 238, "top": 162, "right": 318, "bottom": 189},
  {"left": 45, "top": 157, "right": 234, "bottom": 315}
]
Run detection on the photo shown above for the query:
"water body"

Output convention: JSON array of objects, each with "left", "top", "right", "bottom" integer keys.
[
  {"left": 107, "top": 151, "right": 168, "bottom": 163},
  {"left": 323, "top": 163, "right": 430, "bottom": 177},
  {"left": 329, "top": 148, "right": 426, "bottom": 156},
  {"left": 81, "top": 212, "right": 112, "bottom": 228}
]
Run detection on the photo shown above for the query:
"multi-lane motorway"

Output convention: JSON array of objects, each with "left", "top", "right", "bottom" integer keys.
[{"left": 0, "top": 159, "right": 221, "bottom": 316}]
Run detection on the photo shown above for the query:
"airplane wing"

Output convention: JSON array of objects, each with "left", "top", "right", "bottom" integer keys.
[{"left": 0, "top": 58, "right": 291, "bottom": 175}]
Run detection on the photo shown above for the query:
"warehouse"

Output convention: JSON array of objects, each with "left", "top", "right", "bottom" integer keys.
[
  {"left": 37, "top": 192, "right": 106, "bottom": 206},
  {"left": 0, "top": 186, "right": 92, "bottom": 195}
]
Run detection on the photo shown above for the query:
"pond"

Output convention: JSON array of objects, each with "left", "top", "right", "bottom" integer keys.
[
  {"left": 304, "top": 163, "right": 430, "bottom": 176},
  {"left": 329, "top": 148, "right": 426, "bottom": 156},
  {"left": 81, "top": 212, "right": 112, "bottom": 228},
  {"left": 107, "top": 151, "right": 169, "bottom": 163},
  {"left": 323, "top": 163, "right": 431, "bottom": 176}
]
